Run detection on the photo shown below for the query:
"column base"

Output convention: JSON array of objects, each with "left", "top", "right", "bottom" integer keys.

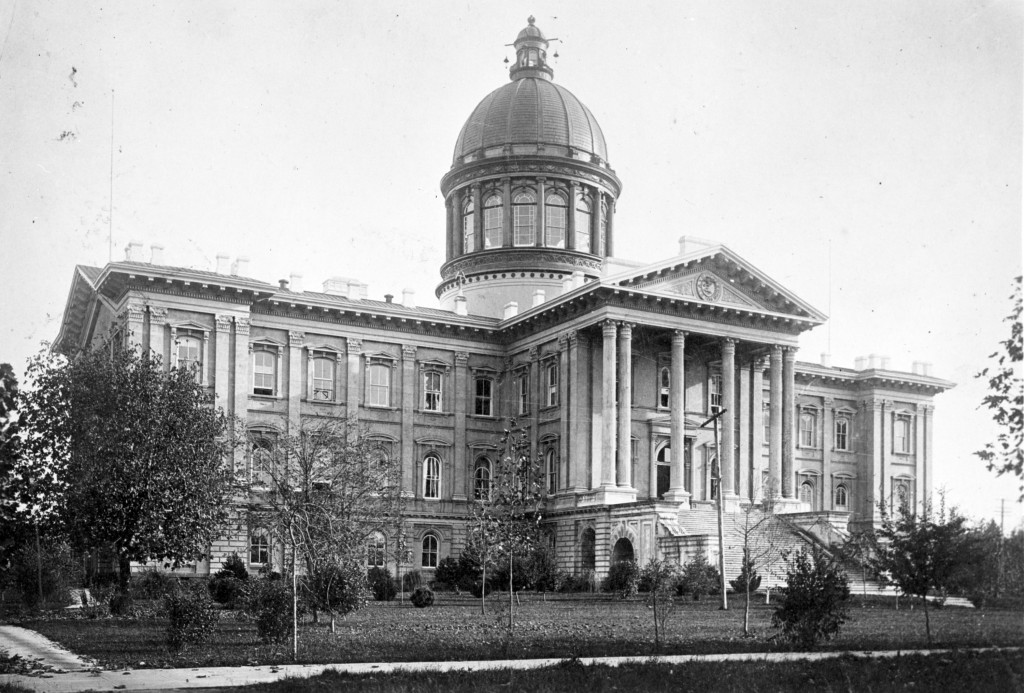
[
  {"left": 590, "top": 485, "right": 638, "bottom": 506},
  {"left": 769, "top": 497, "right": 806, "bottom": 514},
  {"left": 662, "top": 488, "right": 691, "bottom": 508},
  {"left": 720, "top": 493, "right": 743, "bottom": 512}
]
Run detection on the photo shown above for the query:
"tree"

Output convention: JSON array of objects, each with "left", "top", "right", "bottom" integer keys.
[
  {"left": 474, "top": 420, "right": 543, "bottom": 633},
  {"left": 245, "top": 416, "right": 403, "bottom": 654},
  {"left": 640, "top": 559, "right": 680, "bottom": 652},
  {"left": 678, "top": 546, "right": 720, "bottom": 601},
  {"left": 975, "top": 275, "right": 1023, "bottom": 501},
  {"left": 20, "top": 344, "right": 238, "bottom": 589},
  {"left": 772, "top": 547, "right": 850, "bottom": 649},
  {"left": 728, "top": 496, "right": 786, "bottom": 636},
  {"left": 870, "top": 497, "right": 970, "bottom": 644}
]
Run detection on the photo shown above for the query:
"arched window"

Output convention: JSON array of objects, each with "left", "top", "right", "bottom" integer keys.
[
  {"left": 366, "top": 534, "right": 386, "bottom": 568},
  {"left": 834, "top": 483, "right": 849, "bottom": 509},
  {"left": 311, "top": 356, "right": 335, "bottom": 401},
  {"left": 575, "top": 196, "right": 592, "bottom": 252},
  {"left": 545, "top": 448, "right": 558, "bottom": 494},
  {"left": 835, "top": 417, "right": 850, "bottom": 451},
  {"left": 800, "top": 480, "right": 815, "bottom": 508},
  {"left": 656, "top": 444, "right": 671, "bottom": 499},
  {"left": 659, "top": 366, "right": 671, "bottom": 409},
  {"left": 249, "top": 529, "right": 269, "bottom": 566},
  {"left": 462, "top": 198, "right": 475, "bottom": 253},
  {"left": 544, "top": 193, "right": 566, "bottom": 248},
  {"left": 423, "top": 454, "right": 441, "bottom": 499},
  {"left": 473, "top": 458, "right": 491, "bottom": 501},
  {"left": 484, "top": 194, "right": 503, "bottom": 249},
  {"left": 421, "top": 534, "right": 438, "bottom": 568},
  {"left": 175, "top": 335, "right": 201, "bottom": 377},
  {"left": 513, "top": 192, "right": 536, "bottom": 246}
]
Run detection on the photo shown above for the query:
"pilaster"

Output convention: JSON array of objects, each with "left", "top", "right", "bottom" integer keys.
[
  {"left": 453, "top": 351, "right": 469, "bottom": 501},
  {"left": 401, "top": 345, "right": 416, "bottom": 496},
  {"left": 558, "top": 334, "right": 570, "bottom": 493},
  {"left": 287, "top": 331, "right": 304, "bottom": 434},
  {"left": 823, "top": 397, "right": 835, "bottom": 511},
  {"left": 214, "top": 314, "right": 232, "bottom": 412},
  {"left": 232, "top": 317, "right": 251, "bottom": 472},
  {"left": 148, "top": 307, "right": 168, "bottom": 365}
]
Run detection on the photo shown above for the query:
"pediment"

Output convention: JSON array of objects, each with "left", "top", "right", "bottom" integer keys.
[{"left": 612, "top": 246, "right": 826, "bottom": 322}]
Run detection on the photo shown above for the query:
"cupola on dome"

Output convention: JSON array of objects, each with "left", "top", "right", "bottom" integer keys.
[{"left": 452, "top": 16, "right": 609, "bottom": 166}]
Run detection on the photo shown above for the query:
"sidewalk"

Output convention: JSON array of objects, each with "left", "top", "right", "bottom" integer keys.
[{"left": 1, "top": 625, "right": 1019, "bottom": 692}]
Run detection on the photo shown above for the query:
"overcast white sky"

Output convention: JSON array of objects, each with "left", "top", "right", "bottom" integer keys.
[{"left": 1, "top": 1, "right": 1020, "bottom": 528}]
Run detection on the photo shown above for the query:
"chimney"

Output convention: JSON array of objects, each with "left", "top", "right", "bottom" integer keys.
[
  {"left": 384, "top": 293, "right": 394, "bottom": 303},
  {"left": 820, "top": 353, "right": 832, "bottom": 368},
  {"left": 278, "top": 279, "right": 289, "bottom": 290},
  {"left": 868, "top": 353, "right": 880, "bottom": 369},
  {"left": 349, "top": 280, "right": 366, "bottom": 301},
  {"left": 503, "top": 301, "right": 519, "bottom": 319},
  {"left": 572, "top": 270, "right": 585, "bottom": 289},
  {"left": 149, "top": 244, "right": 165, "bottom": 265},
  {"left": 880, "top": 356, "right": 891, "bottom": 370},
  {"left": 402, "top": 288, "right": 416, "bottom": 309},
  {"left": 454, "top": 294, "right": 468, "bottom": 316},
  {"left": 289, "top": 273, "right": 303, "bottom": 293},
  {"left": 678, "top": 235, "right": 689, "bottom": 256},
  {"left": 216, "top": 253, "right": 231, "bottom": 275},
  {"left": 854, "top": 356, "right": 866, "bottom": 371},
  {"left": 231, "top": 255, "right": 250, "bottom": 277},
  {"left": 322, "top": 277, "right": 346, "bottom": 295},
  {"left": 922, "top": 362, "right": 933, "bottom": 377},
  {"left": 124, "top": 240, "right": 144, "bottom": 262},
  {"left": 533, "top": 289, "right": 545, "bottom": 308}
]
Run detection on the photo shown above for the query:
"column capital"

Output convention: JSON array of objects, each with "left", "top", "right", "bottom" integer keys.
[
  {"left": 558, "top": 333, "right": 569, "bottom": 349},
  {"left": 919, "top": 402, "right": 935, "bottom": 413},
  {"left": 618, "top": 322, "right": 634, "bottom": 337},
  {"left": 121, "top": 302, "right": 146, "bottom": 322},
  {"left": 771, "top": 344, "right": 784, "bottom": 357},
  {"left": 860, "top": 397, "right": 884, "bottom": 411},
  {"left": 215, "top": 314, "right": 233, "bottom": 332},
  {"left": 455, "top": 351, "right": 470, "bottom": 365},
  {"left": 754, "top": 356, "right": 770, "bottom": 371},
  {"left": 529, "top": 346, "right": 540, "bottom": 361},
  {"left": 148, "top": 306, "right": 168, "bottom": 323},
  {"left": 400, "top": 344, "right": 416, "bottom": 358},
  {"left": 602, "top": 320, "right": 618, "bottom": 337},
  {"left": 783, "top": 347, "right": 797, "bottom": 362},
  {"left": 288, "top": 330, "right": 305, "bottom": 347},
  {"left": 234, "top": 317, "right": 251, "bottom": 336},
  {"left": 721, "top": 337, "right": 737, "bottom": 352},
  {"left": 824, "top": 396, "right": 836, "bottom": 408}
]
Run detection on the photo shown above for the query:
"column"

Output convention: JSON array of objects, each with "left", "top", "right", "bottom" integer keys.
[
  {"left": 823, "top": 398, "right": 835, "bottom": 510},
  {"left": 616, "top": 323, "right": 633, "bottom": 488},
  {"left": 445, "top": 197, "right": 454, "bottom": 260},
  {"left": 536, "top": 178, "right": 546, "bottom": 247},
  {"left": 453, "top": 351, "right": 469, "bottom": 501},
  {"left": 595, "top": 192, "right": 606, "bottom": 256},
  {"left": 472, "top": 184, "right": 483, "bottom": 252},
  {"left": 148, "top": 307, "right": 167, "bottom": 364},
  {"left": 721, "top": 338, "right": 737, "bottom": 498},
  {"left": 601, "top": 320, "right": 617, "bottom": 487},
  {"left": 738, "top": 357, "right": 751, "bottom": 501},
  {"left": 287, "top": 331, "right": 304, "bottom": 434},
  {"left": 606, "top": 200, "right": 615, "bottom": 256},
  {"left": 782, "top": 347, "right": 796, "bottom": 499},
  {"left": 401, "top": 345, "right": 416, "bottom": 496},
  {"left": 558, "top": 334, "right": 570, "bottom": 492},
  {"left": 567, "top": 182, "right": 578, "bottom": 250},
  {"left": 751, "top": 358, "right": 766, "bottom": 501},
  {"left": 665, "top": 330, "right": 689, "bottom": 502},
  {"left": 768, "top": 346, "right": 783, "bottom": 499},
  {"left": 122, "top": 302, "right": 145, "bottom": 352},
  {"left": 214, "top": 315, "right": 232, "bottom": 412}
]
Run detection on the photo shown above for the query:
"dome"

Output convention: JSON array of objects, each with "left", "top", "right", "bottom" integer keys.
[{"left": 452, "top": 78, "right": 609, "bottom": 165}]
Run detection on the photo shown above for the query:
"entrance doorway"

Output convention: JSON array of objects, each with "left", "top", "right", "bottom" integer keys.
[{"left": 611, "top": 537, "right": 634, "bottom": 564}]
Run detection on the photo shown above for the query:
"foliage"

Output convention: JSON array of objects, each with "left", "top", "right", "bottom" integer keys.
[
  {"left": 131, "top": 569, "right": 178, "bottom": 600},
  {"left": 433, "top": 557, "right": 462, "bottom": 590},
  {"left": 242, "top": 578, "right": 294, "bottom": 645},
  {"left": 245, "top": 417, "right": 403, "bottom": 636},
  {"left": 19, "top": 344, "right": 238, "bottom": 587},
  {"left": 730, "top": 549, "right": 762, "bottom": 594},
  {"left": 402, "top": 570, "right": 423, "bottom": 592},
  {"left": 605, "top": 560, "right": 640, "bottom": 598},
  {"left": 490, "top": 552, "right": 534, "bottom": 592},
  {"left": 366, "top": 567, "right": 397, "bottom": 602},
  {"left": 772, "top": 547, "right": 850, "bottom": 649},
  {"left": 678, "top": 548, "right": 720, "bottom": 601},
  {"left": 410, "top": 586, "right": 435, "bottom": 608},
  {"left": 219, "top": 553, "right": 250, "bottom": 582},
  {"left": 527, "top": 541, "right": 564, "bottom": 593},
  {"left": 471, "top": 580, "right": 493, "bottom": 598},
  {"left": 209, "top": 575, "right": 245, "bottom": 607},
  {"left": 10, "top": 537, "right": 81, "bottom": 608},
  {"left": 975, "top": 275, "right": 1023, "bottom": 501},
  {"left": 164, "top": 582, "right": 218, "bottom": 651},
  {"left": 639, "top": 559, "right": 680, "bottom": 651},
  {"left": 870, "top": 497, "right": 970, "bottom": 644},
  {"left": 108, "top": 592, "right": 134, "bottom": 615}
]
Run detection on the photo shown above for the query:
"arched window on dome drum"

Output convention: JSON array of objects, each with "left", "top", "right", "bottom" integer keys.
[
  {"left": 575, "top": 196, "right": 592, "bottom": 253},
  {"left": 483, "top": 194, "right": 502, "bottom": 249},
  {"left": 599, "top": 200, "right": 609, "bottom": 255},
  {"left": 513, "top": 192, "right": 536, "bottom": 246},
  {"left": 544, "top": 193, "right": 566, "bottom": 248},
  {"left": 462, "top": 199, "right": 475, "bottom": 254}
]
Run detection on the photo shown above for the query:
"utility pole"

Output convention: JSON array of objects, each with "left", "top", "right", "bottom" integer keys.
[{"left": 702, "top": 408, "right": 728, "bottom": 611}]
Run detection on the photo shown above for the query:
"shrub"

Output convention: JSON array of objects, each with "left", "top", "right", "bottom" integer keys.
[
  {"left": 471, "top": 580, "right": 493, "bottom": 598},
  {"left": 302, "top": 562, "right": 367, "bottom": 620},
  {"left": 491, "top": 553, "right": 533, "bottom": 592},
  {"left": 132, "top": 569, "right": 177, "bottom": 600},
  {"left": 772, "top": 547, "right": 851, "bottom": 649},
  {"left": 678, "top": 549, "right": 720, "bottom": 601},
  {"left": 12, "top": 538, "right": 81, "bottom": 608},
  {"left": 402, "top": 570, "right": 423, "bottom": 592},
  {"left": 605, "top": 560, "right": 640, "bottom": 598},
  {"left": 433, "top": 557, "right": 462, "bottom": 590},
  {"left": 109, "top": 592, "right": 134, "bottom": 615},
  {"left": 367, "top": 567, "right": 397, "bottom": 602},
  {"left": 243, "top": 578, "right": 294, "bottom": 645},
  {"left": 219, "top": 553, "right": 250, "bottom": 582},
  {"left": 208, "top": 575, "right": 245, "bottom": 607},
  {"left": 730, "top": 549, "right": 763, "bottom": 595},
  {"left": 559, "top": 571, "right": 596, "bottom": 592},
  {"left": 164, "top": 582, "right": 218, "bottom": 651},
  {"left": 410, "top": 586, "right": 435, "bottom": 608}
]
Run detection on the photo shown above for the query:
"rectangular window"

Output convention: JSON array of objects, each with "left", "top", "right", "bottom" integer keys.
[
  {"left": 799, "top": 412, "right": 817, "bottom": 448},
  {"left": 311, "top": 356, "right": 335, "bottom": 401},
  {"left": 474, "top": 377, "right": 493, "bottom": 416},
  {"left": 484, "top": 207, "right": 502, "bottom": 249},
  {"left": 423, "top": 371, "right": 442, "bottom": 412},
  {"left": 835, "top": 418, "right": 850, "bottom": 451},
  {"left": 253, "top": 349, "right": 276, "bottom": 396},
  {"left": 368, "top": 362, "right": 391, "bottom": 407},
  {"left": 659, "top": 366, "right": 670, "bottom": 409},
  {"left": 894, "top": 416, "right": 912, "bottom": 453},
  {"left": 175, "top": 334, "right": 202, "bottom": 378},
  {"left": 514, "top": 206, "right": 535, "bottom": 246},
  {"left": 546, "top": 362, "right": 558, "bottom": 407},
  {"left": 709, "top": 373, "right": 722, "bottom": 414},
  {"left": 250, "top": 530, "right": 269, "bottom": 565},
  {"left": 517, "top": 372, "right": 530, "bottom": 415},
  {"left": 367, "top": 537, "right": 386, "bottom": 568}
]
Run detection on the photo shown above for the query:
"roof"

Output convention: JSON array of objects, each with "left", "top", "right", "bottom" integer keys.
[{"left": 453, "top": 78, "right": 608, "bottom": 164}]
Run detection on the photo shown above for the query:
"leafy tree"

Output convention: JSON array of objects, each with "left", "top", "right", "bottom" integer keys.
[
  {"left": 975, "top": 275, "right": 1023, "bottom": 501},
  {"left": 245, "top": 416, "right": 403, "bottom": 655},
  {"left": 639, "top": 559, "right": 680, "bottom": 652},
  {"left": 473, "top": 420, "right": 543, "bottom": 632},
  {"left": 20, "top": 344, "right": 238, "bottom": 590},
  {"left": 870, "top": 498, "right": 970, "bottom": 644},
  {"left": 772, "top": 547, "right": 850, "bottom": 649},
  {"left": 605, "top": 559, "right": 640, "bottom": 598}
]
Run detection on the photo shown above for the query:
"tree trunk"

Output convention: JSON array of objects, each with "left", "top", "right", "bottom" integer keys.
[
  {"left": 653, "top": 592, "right": 659, "bottom": 651},
  {"left": 117, "top": 554, "right": 132, "bottom": 593},
  {"left": 508, "top": 549, "right": 514, "bottom": 633},
  {"left": 291, "top": 538, "right": 298, "bottom": 661},
  {"left": 481, "top": 562, "right": 487, "bottom": 615},
  {"left": 330, "top": 614, "right": 336, "bottom": 634},
  {"left": 923, "top": 591, "right": 931, "bottom": 645},
  {"left": 744, "top": 580, "right": 751, "bottom": 636}
]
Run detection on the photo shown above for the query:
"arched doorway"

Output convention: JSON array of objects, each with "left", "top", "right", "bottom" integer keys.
[
  {"left": 580, "top": 528, "right": 596, "bottom": 572},
  {"left": 656, "top": 445, "right": 671, "bottom": 499},
  {"left": 611, "top": 537, "right": 634, "bottom": 565}
]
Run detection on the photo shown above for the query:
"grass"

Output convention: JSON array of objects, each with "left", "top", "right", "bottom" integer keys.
[
  {"left": 9, "top": 592, "right": 1023, "bottom": 670},
  {"left": 183, "top": 650, "right": 1024, "bottom": 692}
]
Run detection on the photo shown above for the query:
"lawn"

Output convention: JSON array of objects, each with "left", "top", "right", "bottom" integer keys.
[
  {"left": 205, "top": 651, "right": 1024, "bottom": 693},
  {"left": 11, "top": 593, "right": 1024, "bottom": 670}
]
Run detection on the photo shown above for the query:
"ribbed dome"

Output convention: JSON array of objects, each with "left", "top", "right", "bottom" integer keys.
[{"left": 452, "top": 78, "right": 609, "bottom": 165}]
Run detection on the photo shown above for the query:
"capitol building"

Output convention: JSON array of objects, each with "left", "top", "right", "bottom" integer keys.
[{"left": 55, "top": 18, "right": 952, "bottom": 579}]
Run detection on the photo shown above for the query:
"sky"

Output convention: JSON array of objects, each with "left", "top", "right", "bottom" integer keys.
[{"left": 0, "top": 1, "right": 1020, "bottom": 530}]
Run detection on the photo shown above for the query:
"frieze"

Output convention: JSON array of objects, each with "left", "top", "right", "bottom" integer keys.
[{"left": 440, "top": 250, "right": 603, "bottom": 281}]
